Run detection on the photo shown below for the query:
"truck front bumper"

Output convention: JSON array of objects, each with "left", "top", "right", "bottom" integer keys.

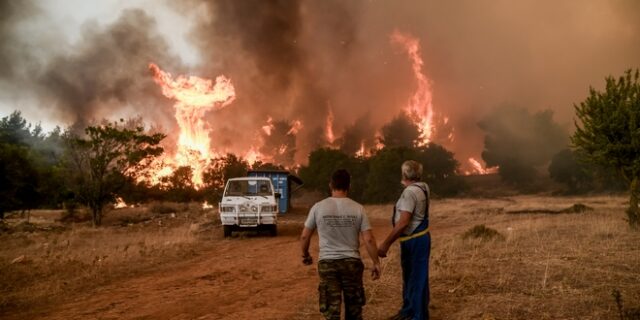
[{"left": 220, "top": 213, "right": 277, "bottom": 227}]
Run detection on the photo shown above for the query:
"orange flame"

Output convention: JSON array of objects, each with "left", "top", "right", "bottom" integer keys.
[
  {"left": 467, "top": 157, "right": 499, "bottom": 175},
  {"left": 287, "top": 120, "right": 303, "bottom": 135},
  {"left": 326, "top": 108, "right": 335, "bottom": 145},
  {"left": 391, "top": 30, "right": 435, "bottom": 146},
  {"left": 149, "top": 63, "right": 236, "bottom": 186},
  {"left": 244, "top": 146, "right": 262, "bottom": 164},
  {"left": 262, "top": 116, "right": 274, "bottom": 136},
  {"left": 114, "top": 197, "right": 128, "bottom": 209},
  {"left": 355, "top": 141, "right": 366, "bottom": 158}
]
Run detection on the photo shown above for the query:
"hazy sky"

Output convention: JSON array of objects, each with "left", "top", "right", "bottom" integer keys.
[
  {"left": 1, "top": 0, "right": 639, "bottom": 167},
  {"left": 0, "top": 0, "right": 199, "bottom": 129}
]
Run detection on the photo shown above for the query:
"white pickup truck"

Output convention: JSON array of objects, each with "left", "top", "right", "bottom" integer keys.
[{"left": 219, "top": 177, "right": 279, "bottom": 237}]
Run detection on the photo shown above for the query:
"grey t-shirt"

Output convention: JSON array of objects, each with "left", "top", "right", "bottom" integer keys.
[
  {"left": 304, "top": 197, "right": 371, "bottom": 261},
  {"left": 394, "top": 182, "right": 430, "bottom": 235}
]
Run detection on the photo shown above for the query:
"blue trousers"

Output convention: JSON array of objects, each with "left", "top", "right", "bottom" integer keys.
[{"left": 399, "top": 232, "right": 431, "bottom": 320}]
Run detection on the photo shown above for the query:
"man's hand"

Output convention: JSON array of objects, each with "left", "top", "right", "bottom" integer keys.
[
  {"left": 377, "top": 243, "right": 390, "bottom": 258},
  {"left": 371, "top": 263, "right": 381, "bottom": 280},
  {"left": 379, "top": 211, "right": 411, "bottom": 258},
  {"left": 300, "top": 227, "right": 313, "bottom": 265}
]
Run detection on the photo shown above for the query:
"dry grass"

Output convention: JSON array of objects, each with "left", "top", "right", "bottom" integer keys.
[
  {"left": 353, "top": 195, "right": 640, "bottom": 320},
  {"left": 1, "top": 195, "right": 639, "bottom": 319},
  {"left": 0, "top": 204, "right": 215, "bottom": 314}
]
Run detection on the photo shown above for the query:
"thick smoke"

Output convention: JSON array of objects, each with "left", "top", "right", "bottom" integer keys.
[
  {"left": 2, "top": 5, "right": 182, "bottom": 148},
  {"left": 188, "top": 0, "right": 336, "bottom": 162},
  {"left": 36, "top": 9, "right": 180, "bottom": 130},
  {"left": 0, "top": 1, "right": 26, "bottom": 77},
  {"left": 2, "top": 0, "right": 640, "bottom": 169},
  {"left": 184, "top": 0, "right": 640, "bottom": 167},
  {"left": 259, "top": 120, "right": 298, "bottom": 167},
  {"left": 0, "top": 1, "right": 41, "bottom": 88}
]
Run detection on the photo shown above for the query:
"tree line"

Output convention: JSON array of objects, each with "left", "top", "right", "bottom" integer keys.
[{"left": 1, "top": 69, "right": 638, "bottom": 227}]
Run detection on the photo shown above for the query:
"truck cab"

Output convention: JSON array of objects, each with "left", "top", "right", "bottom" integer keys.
[{"left": 219, "top": 177, "right": 279, "bottom": 237}]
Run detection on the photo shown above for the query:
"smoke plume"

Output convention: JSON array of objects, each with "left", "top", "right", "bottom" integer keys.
[
  {"left": 2, "top": 0, "right": 639, "bottom": 169},
  {"left": 37, "top": 9, "right": 181, "bottom": 129}
]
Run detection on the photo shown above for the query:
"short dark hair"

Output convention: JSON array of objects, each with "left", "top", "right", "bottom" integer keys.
[{"left": 330, "top": 169, "right": 350, "bottom": 191}]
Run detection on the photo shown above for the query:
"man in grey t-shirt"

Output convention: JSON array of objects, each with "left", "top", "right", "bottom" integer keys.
[{"left": 300, "top": 169, "right": 380, "bottom": 320}]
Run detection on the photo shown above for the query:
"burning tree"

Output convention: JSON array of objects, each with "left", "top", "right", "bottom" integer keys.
[
  {"left": 572, "top": 69, "right": 640, "bottom": 228},
  {"left": 149, "top": 63, "right": 236, "bottom": 186},
  {"left": 64, "top": 120, "right": 165, "bottom": 226},
  {"left": 259, "top": 119, "right": 299, "bottom": 167},
  {"left": 391, "top": 30, "right": 435, "bottom": 145}
]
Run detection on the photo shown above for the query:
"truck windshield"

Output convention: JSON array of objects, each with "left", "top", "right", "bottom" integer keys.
[{"left": 224, "top": 180, "right": 273, "bottom": 197}]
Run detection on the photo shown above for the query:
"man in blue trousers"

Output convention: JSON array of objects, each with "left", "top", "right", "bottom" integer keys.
[{"left": 378, "top": 160, "right": 431, "bottom": 320}]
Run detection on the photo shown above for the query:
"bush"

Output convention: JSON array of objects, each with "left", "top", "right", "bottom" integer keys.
[
  {"left": 363, "top": 145, "right": 467, "bottom": 202},
  {"left": 549, "top": 149, "right": 593, "bottom": 193},
  {"left": 462, "top": 224, "right": 504, "bottom": 241},
  {"left": 363, "top": 147, "right": 414, "bottom": 203},
  {"left": 298, "top": 148, "right": 356, "bottom": 197},
  {"left": 498, "top": 158, "right": 538, "bottom": 189},
  {"left": 300, "top": 145, "right": 468, "bottom": 203}
]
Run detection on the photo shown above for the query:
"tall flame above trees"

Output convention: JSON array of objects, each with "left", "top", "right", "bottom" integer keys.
[
  {"left": 149, "top": 63, "right": 236, "bottom": 186},
  {"left": 326, "top": 107, "right": 335, "bottom": 145},
  {"left": 391, "top": 30, "right": 435, "bottom": 146}
]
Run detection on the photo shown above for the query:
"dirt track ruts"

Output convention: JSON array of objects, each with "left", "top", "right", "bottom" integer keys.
[{"left": 13, "top": 213, "right": 335, "bottom": 320}]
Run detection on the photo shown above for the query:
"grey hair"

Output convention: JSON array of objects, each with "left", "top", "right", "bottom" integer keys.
[{"left": 402, "top": 160, "right": 423, "bottom": 181}]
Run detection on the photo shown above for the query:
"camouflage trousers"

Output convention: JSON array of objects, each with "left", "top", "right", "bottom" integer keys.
[{"left": 318, "top": 258, "right": 366, "bottom": 320}]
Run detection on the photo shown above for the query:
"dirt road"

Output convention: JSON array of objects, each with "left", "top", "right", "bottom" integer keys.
[{"left": 14, "top": 209, "right": 393, "bottom": 320}]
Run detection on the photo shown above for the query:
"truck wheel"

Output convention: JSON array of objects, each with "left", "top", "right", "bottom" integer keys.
[
  {"left": 223, "top": 225, "right": 232, "bottom": 238},
  {"left": 269, "top": 225, "right": 278, "bottom": 237}
]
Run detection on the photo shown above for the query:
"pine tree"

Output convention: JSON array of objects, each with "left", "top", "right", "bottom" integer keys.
[{"left": 572, "top": 69, "right": 640, "bottom": 228}]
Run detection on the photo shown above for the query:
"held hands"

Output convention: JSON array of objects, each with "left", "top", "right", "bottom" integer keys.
[
  {"left": 302, "top": 254, "right": 313, "bottom": 266},
  {"left": 371, "top": 263, "right": 381, "bottom": 280},
  {"left": 377, "top": 243, "right": 390, "bottom": 258}
]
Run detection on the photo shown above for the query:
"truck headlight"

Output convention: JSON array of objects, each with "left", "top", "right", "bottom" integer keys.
[
  {"left": 220, "top": 206, "right": 235, "bottom": 213},
  {"left": 261, "top": 205, "right": 278, "bottom": 212}
]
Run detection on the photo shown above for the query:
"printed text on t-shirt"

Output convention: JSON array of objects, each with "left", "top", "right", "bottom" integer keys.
[{"left": 323, "top": 215, "right": 356, "bottom": 227}]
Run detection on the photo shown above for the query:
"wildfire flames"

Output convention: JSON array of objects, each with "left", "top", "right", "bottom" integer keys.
[
  {"left": 149, "top": 63, "right": 236, "bottom": 186},
  {"left": 391, "top": 30, "right": 435, "bottom": 146},
  {"left": 287, "top": 120, "right": 303, "bottom": 135},
  {"left": 326, "top": 107, "right": 335, "bottom": 145},
  {"left": 467, "top": 157, "right": 499, "bottom": 175},
  {"left": 114, "top": 197, "right": 129, "bottom": 209},
  {"left": 262, "top": 116, "right": 274, "bottom": 136},
  {"left": 144, "top": 30, "right": 490, "bottom": 188}
]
